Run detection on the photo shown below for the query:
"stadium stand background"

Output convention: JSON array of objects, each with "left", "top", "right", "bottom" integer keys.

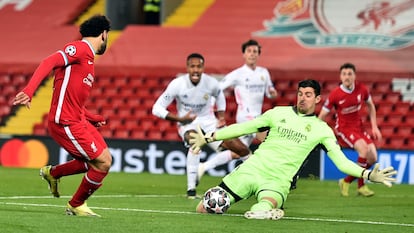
[{"left": 0, "top": 0, "right": 413, "bottom": 150}]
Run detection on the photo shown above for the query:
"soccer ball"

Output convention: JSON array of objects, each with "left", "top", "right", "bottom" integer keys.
[{"left": 202, "top": 186, "right": 230, "bottom": 214}]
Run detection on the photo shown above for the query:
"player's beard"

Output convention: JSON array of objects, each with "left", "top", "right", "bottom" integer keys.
[
  {"left": 96, "top": 42, "right": 107, "bottom": 55},
  {"left": 189, "top": 73, "right": 201, "bottom": 85}
]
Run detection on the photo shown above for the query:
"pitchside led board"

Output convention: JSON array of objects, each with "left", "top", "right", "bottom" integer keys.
[{"left": 321, "top": 149, "right": 414, "bottom": 184}]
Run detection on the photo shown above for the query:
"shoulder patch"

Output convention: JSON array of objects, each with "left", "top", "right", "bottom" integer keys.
[{"left": 64, "top": 45, "right": 76, "bottom": 56}]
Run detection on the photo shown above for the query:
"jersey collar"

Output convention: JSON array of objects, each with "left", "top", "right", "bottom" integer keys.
[
  {"left": 292, "top": 106, "right": 316, "bottom": 117},
  {"left": 82, "top": 39, "right": 96, "bottom": 56}
]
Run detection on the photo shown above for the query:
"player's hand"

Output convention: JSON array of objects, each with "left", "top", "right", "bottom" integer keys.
[
  {"left": 92, "top": 120, "right": 106, "bottom": 128},
  {"left": 180, "top": 111, "right": 196, "bottom": 125},
  {"left": 86, "top": 113, "right": 106, "bottom": 128},
  {"left": 362, "top": 164, "right": 397, "bottom": 187},
  {"left": 268, "top": 87, "right": 278, "bottom": 99},
  {"left": 189, "top": 125, "right": 215, "bottom": 154},
  {"left": 13, "top": 92, "right": 31, "bottom": 109},
  {"left": 371, "top": 126, "right": 382, "bottom": 141},
  {"left": 217, "top": 117, "right": 226, "bottom": 128}
]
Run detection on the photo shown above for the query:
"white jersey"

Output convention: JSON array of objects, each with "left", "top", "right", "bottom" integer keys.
[
  {"left": 152, "top": 73, "right": 226, "bottom": 141},
  {"left": 221, "top": 64, "right": 274, "bottom": 123}
]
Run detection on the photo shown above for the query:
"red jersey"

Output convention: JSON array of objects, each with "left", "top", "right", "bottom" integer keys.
[
  {"left": 322, "top": 83, "right": 370, "bottom": 130},
  {"left": 23, "top": 40, "right": 96, "bottom": 125}
]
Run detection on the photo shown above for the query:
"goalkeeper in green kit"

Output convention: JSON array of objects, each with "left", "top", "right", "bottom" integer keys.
[{"left": 189, "top": 79, "right": 397, "bottom": 220}]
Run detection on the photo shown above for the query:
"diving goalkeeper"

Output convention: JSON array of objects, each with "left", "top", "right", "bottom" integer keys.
[{"left": 189, "top": 79, "right": 397, "bottom": 220}]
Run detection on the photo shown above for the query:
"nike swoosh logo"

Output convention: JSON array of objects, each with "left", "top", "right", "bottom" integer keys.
[{"left": 88, "top": 60, "right": 93, "bottom": 65}]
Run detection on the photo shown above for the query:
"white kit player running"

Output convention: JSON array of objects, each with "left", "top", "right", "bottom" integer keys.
[
  {"left": 152, "top": 53, "right": 249, "bottom": 199},
  {"left": 198, "top": 39, "right": 277, "bottom": 179}
]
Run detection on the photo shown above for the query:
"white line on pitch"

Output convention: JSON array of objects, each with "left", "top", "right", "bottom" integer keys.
[
  {"left": 0, "top": 194, "right": 181, "bottom": 199},
  {"left": 0, "top": 201, "right": 413, "bottom": 227}
]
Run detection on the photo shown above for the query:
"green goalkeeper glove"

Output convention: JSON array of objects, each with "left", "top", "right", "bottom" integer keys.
[
  {"left": 362, "top": 163, "right": 397, "bottom": 187},
  {"left": 189, "top": 125, "right": 215, "bottom": 154}
]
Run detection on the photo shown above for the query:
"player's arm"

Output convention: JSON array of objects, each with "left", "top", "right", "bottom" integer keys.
[
  {"left": 323, "top": 139, "right": 366, "bottom": 177},
  {"left": 318, "top": 106, "right": 330, "bottom": 121},
  {"left": 84, "top": 108, "right": 106, "bottom": 127},
  {"left": 219, "top": 71, "right": 237, "bottom": 91},
  {"left": 264, "top": 70, "right": 277, "bottom": 99},
  {"left": 189, "top": 113, "right": 268, "bottom": 152},
  {"left": 165, "top": 111, "right": 196, "bottom": 125},
  {"left": 267, "top": 86, "right": 278, "bottom": 99},
  {"left": 215, "top": 88, "right": 226, "bottom": 127},
  {"left": 318, "top": 95, "right": 334, "bottom": 121},
  {"left": 13, "top": 52, "right": 65, "bottom": 108},
  {"left": 366, "top": 97, "right": 382, "bottom": 140},
  {"left": 152, "top": 97, "right": 196, "bottom": 125},
  {"left": 152, "top": 82, "right": 196, "bottom": 124},
  {"left": 216, "top": 111, "right": 226, "bottom": 128}
]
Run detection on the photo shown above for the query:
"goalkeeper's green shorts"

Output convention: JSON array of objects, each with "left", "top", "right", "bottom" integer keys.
[{"left": 222, "top": 162, "right": 287, "bottom": 209}]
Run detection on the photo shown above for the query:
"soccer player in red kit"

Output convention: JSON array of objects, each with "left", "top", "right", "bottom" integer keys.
[
  {"left": 319, "top": 63, "right": 382, "bottom": 197},
  {"left": 13, "top": 15, "right": 112, "bottom": 216}
]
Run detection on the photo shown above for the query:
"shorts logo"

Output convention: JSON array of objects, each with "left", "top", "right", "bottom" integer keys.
[
  {"left": 65, "top": 45, "right": 77, "bottom": 56},
  {"left": 253, "top": 0, "right": 414, "bottom": 50}
]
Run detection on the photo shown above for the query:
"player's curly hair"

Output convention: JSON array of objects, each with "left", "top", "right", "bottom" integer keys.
[
  {"left": 242, "top": 39, "right": 261, "bottom": 54},
  {"left": 80, "top": 14, "right": 111, "bottom": 37},
  {"left": 298, "top": 79, "right": 321, "bottom": 96}
]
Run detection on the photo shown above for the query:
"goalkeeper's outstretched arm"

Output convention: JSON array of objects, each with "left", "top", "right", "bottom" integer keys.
[{"left": 329, "top": 149, "right": 397, "bottom": 187}]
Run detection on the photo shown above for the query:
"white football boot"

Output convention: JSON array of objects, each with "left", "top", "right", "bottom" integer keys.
[{"left": 244, "top": 208, "right": 284, "bottom": 220}]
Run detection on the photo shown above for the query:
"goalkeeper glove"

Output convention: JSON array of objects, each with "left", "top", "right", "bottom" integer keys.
[
  {"left": 362, "top": 163, "right": 397, "bottom": 187},
  {"left": 189, "top": 125, "right": 215, "bottom": 154}
]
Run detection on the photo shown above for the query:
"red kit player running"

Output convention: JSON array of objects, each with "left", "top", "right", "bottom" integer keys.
[
  {"left": 319, "top": 63, "right": 382, "bottom": 197},
  {"left": 13, "top": 15, "right": 112, "bottom": 216}
]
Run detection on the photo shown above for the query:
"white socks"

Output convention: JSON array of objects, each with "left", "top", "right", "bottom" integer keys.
[{"left": 186, "top": 149, "right": 200, "bottom": 191}]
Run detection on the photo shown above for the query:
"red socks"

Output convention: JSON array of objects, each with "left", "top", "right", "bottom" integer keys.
[
  {"left": 69, "top": 168, "right": 108, "bottom": 207},
  {"left": 50, "top": 159, "right": 88, "bottom": 179}
]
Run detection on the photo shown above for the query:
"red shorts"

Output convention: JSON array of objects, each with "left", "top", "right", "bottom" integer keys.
[
  {"left": 48, "top": 121, "right": 107, "bottom": 161},
  {"left": 335, "top": 127, "right": 373, "bottom": 148}
]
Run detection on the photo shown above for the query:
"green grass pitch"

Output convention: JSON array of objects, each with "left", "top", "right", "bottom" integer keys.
[{"left": 0, "top": 167, "right": 412, "bottom": 233}]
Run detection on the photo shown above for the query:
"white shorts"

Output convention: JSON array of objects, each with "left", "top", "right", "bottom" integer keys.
[{"left": 178, "top": 117, "right": 223, "bottom": 151}]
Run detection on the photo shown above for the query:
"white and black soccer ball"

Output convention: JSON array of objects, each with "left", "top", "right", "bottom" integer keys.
[{"left": 202, "top": 186, "right": 230, "bottom": 214}]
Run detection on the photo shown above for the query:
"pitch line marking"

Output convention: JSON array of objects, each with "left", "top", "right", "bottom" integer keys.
[
  {"left": 2, "top": 193, "right": 412, "bottom": 199},
  {"left": 0, "top": 200, "right": 413, "bottom": 228},
  {"left": 0, "top": 194, "right": 181, "bottom": 200}
]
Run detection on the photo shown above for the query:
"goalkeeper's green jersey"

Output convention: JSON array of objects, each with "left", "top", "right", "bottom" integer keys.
[{"left": 215, "top": 106, "right": 364, "bottom": 181}]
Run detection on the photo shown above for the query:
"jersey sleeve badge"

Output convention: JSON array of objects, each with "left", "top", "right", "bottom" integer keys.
[{"left": 64, "top": 45, "right": 77, "bottom": 56}]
